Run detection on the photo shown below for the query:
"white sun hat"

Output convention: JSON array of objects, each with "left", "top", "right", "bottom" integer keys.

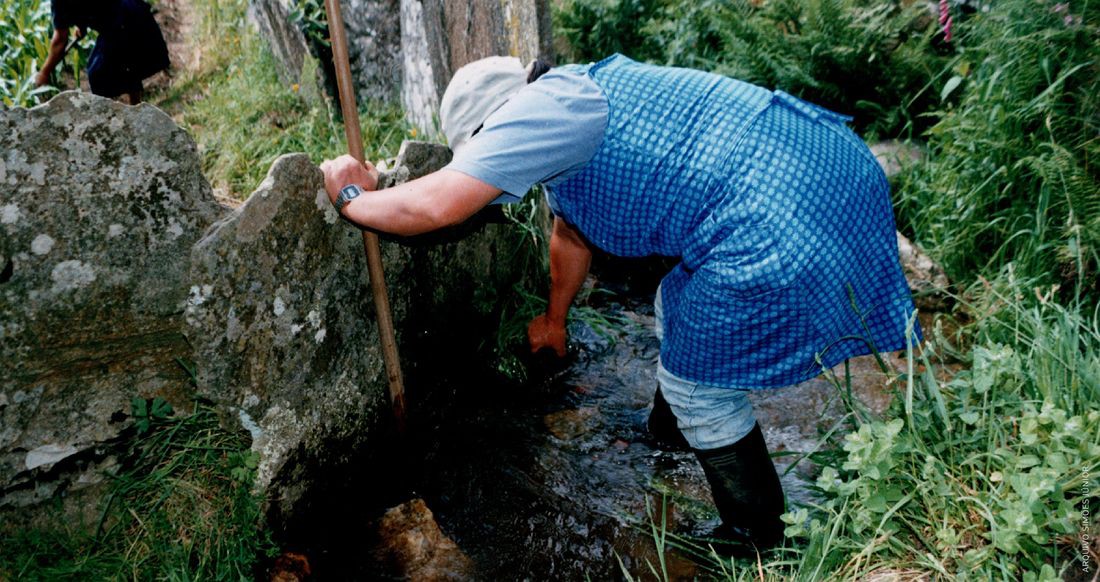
[{"left": 440, "top": 56, "right": 527, "bottom": 155}]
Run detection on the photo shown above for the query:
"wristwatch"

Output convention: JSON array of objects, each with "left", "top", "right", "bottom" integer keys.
[{"left": 334, "top": 184, "right": 364, "bottom": 213}]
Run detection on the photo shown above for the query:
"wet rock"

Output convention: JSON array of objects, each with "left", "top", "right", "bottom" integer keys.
[
  {"left": 544, "top": 406, "right": 599, "bottom": 440},
  {"left": 414, "top": 294, "right": 914, "bottom": 577},
  {"left": 0, "top": 92, "right": 222, "bottom": 510},
  {"left": 269, "top": 551, "right": 312, "bottom": 582},
  {"left": 870, "top": 140, "right": 924, "bottom": 179},
  {"left": 375, "top": 498, "right": 474, "bottom": 581},
  {"left": 896, "top": 231, "right": 951, "bottom": 311},
  {"left": 568, "top": 319, "right": 613, "bottom": 354}
]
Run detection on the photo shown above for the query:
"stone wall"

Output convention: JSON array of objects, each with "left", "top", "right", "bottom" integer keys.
[{"left": 0, "top": 93, "right": 523, "bottom": 528}]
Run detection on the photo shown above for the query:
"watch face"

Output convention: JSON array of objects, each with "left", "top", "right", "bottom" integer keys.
[
  {"left": 336, "top": 184, "right": 363, "bottom": 212},
  {"left": 340, "top": 184, "right": 363, "bottom": 200}
]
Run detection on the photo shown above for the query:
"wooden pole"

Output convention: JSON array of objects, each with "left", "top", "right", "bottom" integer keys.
[{"left": 322, "top": 0, "right": 406, "bottom": 433}]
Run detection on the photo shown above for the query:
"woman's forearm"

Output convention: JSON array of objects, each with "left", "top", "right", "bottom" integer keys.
[
  {"left": 546, "top": 217, "right": 593, "bottom": 325},
  {"left": 340, "top": 169, "right": 502, "bottom": 236}
]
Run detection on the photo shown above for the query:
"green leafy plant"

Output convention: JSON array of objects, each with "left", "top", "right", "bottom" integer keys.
[
  {"left": 289, "top": 0, "right": 330, "bottom": 50},
  {"left": 130, "top": 396, "right": 174, "bottom": 435}
]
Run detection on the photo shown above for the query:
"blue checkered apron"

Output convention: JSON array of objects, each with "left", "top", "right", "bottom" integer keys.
[{"left": 553, "top": 55, "right": 919, "bottom": 388}]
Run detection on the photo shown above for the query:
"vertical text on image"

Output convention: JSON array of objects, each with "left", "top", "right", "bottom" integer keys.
[{"left": 1081, "top": 468, "right": 1092, "bottom": 573}]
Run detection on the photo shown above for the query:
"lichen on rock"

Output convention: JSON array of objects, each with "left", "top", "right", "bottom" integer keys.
[
  {"left": 2, "top": 91, "right": 524, "bottom": 542},
  {"left": 0, "top": 92, "right": 223, "bottom": 511}
]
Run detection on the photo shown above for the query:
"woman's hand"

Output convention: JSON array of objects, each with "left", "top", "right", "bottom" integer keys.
[
  {"left": 528, "top": 313, "right": 567, "bottom": 357},
  {"left": 34, "top": 69, "right": 51, "bottom": 88},
  {"left": 320, "top": 154, "right": 379, "bottom": 206}
]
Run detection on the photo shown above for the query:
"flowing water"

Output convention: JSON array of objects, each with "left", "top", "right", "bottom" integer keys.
[{"left": 284, "top": 268, "right": 901, "bottom": 580}]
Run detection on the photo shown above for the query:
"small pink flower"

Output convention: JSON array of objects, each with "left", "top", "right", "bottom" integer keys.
[{"left": 939, "top": 0, "right": 953, "bottom": 42}]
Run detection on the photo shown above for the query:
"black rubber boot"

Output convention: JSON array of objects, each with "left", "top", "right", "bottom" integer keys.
[
  {"left": 647, "top": 387, "right": 691, "bottom": 451},
  {"left": 693, "top": 423, "right": 786, "bottom": 556}
]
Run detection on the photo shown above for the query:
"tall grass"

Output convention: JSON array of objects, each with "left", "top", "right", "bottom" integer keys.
[
  {"left": 0, "top": 399, "right": 274, "bottom": 580},
  {"left": 628, "top": 287, "right": 1098, "bottom": 579},
  {"left": 894, "top": 0, "right": 1099, "bottom": 296},
  {"left": 163, "top": 0, "right": 408, "bottom": 199}
]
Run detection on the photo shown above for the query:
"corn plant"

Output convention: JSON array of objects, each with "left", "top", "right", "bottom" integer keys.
[
  {"left": 1, "top": 0, "right": 96, "bottom": 109},
  {"left": 0, "top": 0, "right": 54, "bottom": 107}
]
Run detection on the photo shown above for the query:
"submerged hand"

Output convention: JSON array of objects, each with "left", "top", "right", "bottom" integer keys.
[
  {"left": 320, "top": 154, "right": 379, "bottom": 205},
  {"left": 527, "top": 313, "right": 567, "bottom": 357}
]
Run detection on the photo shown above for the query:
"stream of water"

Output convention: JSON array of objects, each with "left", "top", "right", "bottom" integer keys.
[{"left": 284, "top": 267, "right": 900, "bottom": 580}]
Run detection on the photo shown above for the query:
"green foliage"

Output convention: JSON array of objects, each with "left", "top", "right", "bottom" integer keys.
[
  {"left": 0, "top": 0, "right": 53, "bottom": 107},
  {"left": 480, "top": 189, "right": 552, "bottom": 381},
  {"left": 628, "top": 285, "right": 1098, "bottom": 580},
  {"left": 0, "top": 401, "right": 275, "bottom": 580},
  {"left": 171, "top": 0, "right": 407, "bottom": 198},
  {"left": 289, "top": 0, "right": 330, "bottom": 50},
  {"left": 894, "top": 0, "right": 1100, "bottom": 295},
  {"left": 131, "top": 395, "right": 173, "bottom": 434},
  {"left": 555, "top": 0, "right": 662, "bottom": 63},
  {"left": 555, "top": 0, "right": 947, "bottom": 137},
  {"left": 787, "top": 289, "right": 1099, "bottom": 578},
  {"left": 0, "top": 0, "right": 94, "bottom": 108}
]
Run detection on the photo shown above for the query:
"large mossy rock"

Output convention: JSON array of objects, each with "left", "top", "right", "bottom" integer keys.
[
  {"left": 185, "top": 141, "right": 519, "bottom": 529},
  {"left": 1, "top": 93, "right": 523, "bottom": 533},
  {"left": 186, "top": 154, "right": 394, "bottom": 520},
  {"left": 0, "top": 92, "right": 222, "bottom": 510}
]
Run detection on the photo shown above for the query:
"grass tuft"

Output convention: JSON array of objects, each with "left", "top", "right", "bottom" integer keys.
[
  {"left": 0, "top": 399, "right": 275, "bottom": 580},
  {"left": 161, "top": 0, "right": 409, "bottom": 200}
]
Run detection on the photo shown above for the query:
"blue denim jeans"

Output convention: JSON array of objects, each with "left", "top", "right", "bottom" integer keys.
[{"left": 655, "top": 285, "right": 758, "bottom": 450}]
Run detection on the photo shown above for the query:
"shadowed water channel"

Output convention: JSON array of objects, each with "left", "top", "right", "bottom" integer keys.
[{"left": 283, "top": 270, "right": 899, "bottom": 580}]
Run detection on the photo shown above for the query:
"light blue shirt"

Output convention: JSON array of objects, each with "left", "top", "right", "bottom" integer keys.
[{"left": 443, "top": 67, "right": 608, "bottom": 212}]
